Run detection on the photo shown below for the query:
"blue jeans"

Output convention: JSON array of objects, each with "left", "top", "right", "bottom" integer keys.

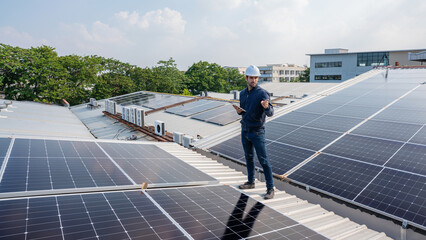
[{"left": 241, "top": 128, "right": 274, "bottom": 189}]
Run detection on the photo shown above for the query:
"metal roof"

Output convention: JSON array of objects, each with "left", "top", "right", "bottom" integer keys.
[
  {"left": 0, "top": 101, "right": 93, "bottom": 139},
  {"left": 307, "top": 48, "right": 426, "bottom": 56}
]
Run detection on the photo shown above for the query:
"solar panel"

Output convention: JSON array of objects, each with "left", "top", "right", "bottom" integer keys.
[
  {"left": 372, "top": 107, "right": 426, "bottom": 125},
  {"left": 266, "top": 142, "right": 316, "bottom": 174},
  {"left": 191, "top": 105, "right": 241, "bottom": 126},
  {"left": 328, "top": 105, "right": 381, "bottom": 119},
  {"left": 166, "top": 100, "right": 225, "bottom": 117},
  {"left": 354, "top": 168, "right": 426, "bottom": 228},
  {"left": 0, "top": 138, "right": 11, "bottom": 167},
  {"left": 351, "top": 120, "right": 423, "bottom": 142},
  {"left": 206, "top": 110, "right": 241, "bottom": 126},
  {"left": 209, "top": 69, "right": 426, "bottom": 229},
  {"left": 410, "top": 126, "right": 426, "bottom": 145},
  {"left": 295, "top": 102, "right": 341, "bottom": 115},
  {"left": 0, "top": 186, "right": 326, "bottom": 240},
  {"left": 274, "top": 127, "right": 342, "bottom": 151},
  {"left": 265, "top": 122, "right": 300, "bottom": 141},
  {"left": 143, "top": 95, "right": 190, "bottom": 109},
  {"left": 149, "top": 185, "right": 327, "bottom": 240},
  {"left": 0, "top": 191, "right": 186, "bottom": 239},
  {"left": 305, "top": 115, "right": 363, "bottom": 133},
  {"left": 98, "top": 142, "right": 217, "bottom": 185},
  {"left": 323, "top": 134, "right": 404, "bottom": 165},
  {"left": 384, "top": 143, "right": 426, "bottom": 175},
  {"left": 112, "top": 92, "right": 156, "bottom": 106},
  {"left": 273, "top": 111, "right": 322, "bottom": 126},
  {"left": 288, "top": 154, "right": 383, "bottom": 200},
  {"left": 210, "top": 135, "right": 244, "bottom": 161},
  {"left": 0, "top": 139, "right": 132, "bottom": 193}
]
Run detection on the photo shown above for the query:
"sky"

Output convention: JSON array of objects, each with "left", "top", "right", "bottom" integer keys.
[{"left": 1, "top": 0, "right": 425, "bottom": 70}]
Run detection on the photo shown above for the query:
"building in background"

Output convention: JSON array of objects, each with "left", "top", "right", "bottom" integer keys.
[
  {"left": 258, "top": 64, "right": 306, "bottom": 82},
  {"left": 226, "top": 64, "right": 306, "bottom": 83},
  {"left": 308, "top": 48, "right": 426, "bottom": 82}
]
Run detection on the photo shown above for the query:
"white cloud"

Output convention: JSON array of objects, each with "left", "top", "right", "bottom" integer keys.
[
  {"left": 0, "top": 26, "right": 49, "bottom": 48},
  {"left": 205, "top": 26, "right": 239, "bottom": 40},
  {"left": 202, "top": 0, "right": 245, "bottom": 10},
  {"left": 116, "top": 8, "right": 186, "bottom": 35}
]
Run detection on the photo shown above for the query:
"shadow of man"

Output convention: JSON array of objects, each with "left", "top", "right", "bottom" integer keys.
[{"left": 221, "top": 193, "right": 265, "bottom": 239}]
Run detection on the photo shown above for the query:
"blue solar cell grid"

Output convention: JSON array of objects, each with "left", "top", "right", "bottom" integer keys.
[
  {"left": 0, "top": 138, "right": 11, "bottom": 168},
  {"left": 323, "top": 134, "right": 404, "bottom": 165},
  {"left": 0, "top": 139, "right": 132, "bottom": 193},
  {"left": 355, "top": 168, "right": 426, "bottom": 228},
  {"left": 289, "top": 154, "right": 383, "bottom": 200},
  {"left": 384, "top": 143, "right": 426, "bottom": 176},
  {"left": 98, "top": 142, "right": 217, "bottom": 184}
]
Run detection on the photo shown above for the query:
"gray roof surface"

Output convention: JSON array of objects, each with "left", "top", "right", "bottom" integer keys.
[{"left": 0, "top": 101, "right": 93, "bottom": 139}]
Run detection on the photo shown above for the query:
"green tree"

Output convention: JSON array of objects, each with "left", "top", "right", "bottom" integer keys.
[
  {"left": 148, "top": 58, "right": 186, "bottom": 94},
  {"left": 0, "top": 44, "right": 68, "bottom": 103},
  {"left": 91, "top": 58, "right": 135, "bottom": 99},
  {"left": 296, "top": 67, "right": 310, "bottom": 82},
  {"left": 185, "top": 61, "right": 227, "bottom": 95}
]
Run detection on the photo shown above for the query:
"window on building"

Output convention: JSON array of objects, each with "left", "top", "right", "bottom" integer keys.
[
  {"left": 290, "top": 70, "right": 294, "bottom": 75},
  {"left": 315, "top": 75, "right": 342, "bottom": 80},
  {"left": 315, "top": 61, "right": 342, "bottom": 68},
  {"left": 279, "top": 70, "right": 284, "bottom": 75},
  {"left": 357, "top": 52, "right": 389, "bottom": 66},
  {"left": 285, "top": 70, "right": 289, "bottom": 75}
]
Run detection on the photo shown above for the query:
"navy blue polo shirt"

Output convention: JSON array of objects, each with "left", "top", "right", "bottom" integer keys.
[{"left": 239, "top": 85, "right": 274, "bottom": 131}]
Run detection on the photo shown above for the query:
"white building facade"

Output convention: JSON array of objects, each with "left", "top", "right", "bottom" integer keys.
[{"left": 258, "top": 64, "right": 306, "bottom": 82}]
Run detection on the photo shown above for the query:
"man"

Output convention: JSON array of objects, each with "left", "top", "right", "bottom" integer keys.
[{"left": 233, "top": 65, "right": 275, "bottom": 199}]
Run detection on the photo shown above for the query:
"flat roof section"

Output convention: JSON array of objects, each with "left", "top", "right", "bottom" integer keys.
[{"left": 0, "top": 101, "right": 93, "bottom": 139}]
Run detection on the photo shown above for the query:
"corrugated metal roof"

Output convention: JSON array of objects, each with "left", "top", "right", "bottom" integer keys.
[{"left": 0, "top": 101, "right": 93, "bottom": 139}]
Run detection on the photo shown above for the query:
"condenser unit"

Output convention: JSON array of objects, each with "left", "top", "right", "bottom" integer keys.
[
  {"left": 173, "top": 132, "right": 184, "bottom": 145},
  {"left": 136, "top": 108, "right": 145, "bottom": 127},
  {"left": 182, "top": 135, "right": 193, "bottom": 148},
  {"left": 129, "top": 107, "right": 136, "bottom": 124},
  {"left": 125, "top": 107, "right": 130, "bottom": 122},
  {"left": 105, "top": 100, "right": 109, "bottom": 112},
  {"left": 121, "top": 106, "right": 127, "bottom": 120},
  {"left": 111, "top": 101, "right": 117, "bottom": 114},
  {"left": 155, "top": 120, "right": 165, "bottom": 136}
]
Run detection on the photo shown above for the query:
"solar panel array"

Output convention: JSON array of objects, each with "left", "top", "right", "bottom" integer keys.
[
  {"left": 165, "top": 99, "right": 225, "bottom": 117},
  {"left": 110, "top": 91, "right": 191, "bottom": 109},
  {"left": 0, "top": 185, "right": 326, "bottom": 240},
  {"left": 0, "top": 136, "right": 327, "bottom": 239},
  {"left": 192, "top": 104, "right": 241, "bottom": 126},
  {"left": 0, "top": 138, "right": 216, "bottom": 196},
  {"left": 210, "top": 69, "right": 426, "bottom": 230}
]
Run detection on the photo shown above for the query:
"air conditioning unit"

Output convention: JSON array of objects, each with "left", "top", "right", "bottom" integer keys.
[
  {"left": 90, "top": 98, "right": 95, "bottom": 105},
  {"left": 136, "top": 108, "right": 145, "bottom": 127},
  {"left": 121, "top": 106, "right": 126, "bottom": 120},
  {"left": 105, "top": 100, "right": 109, "bottom": 112},
  {"left": 125, "top": 107, "right": 130, "bottom": 122},
  {"left": 155, "top": 120, "right": 165, "bottom": 136},
  {"left": 111, "top": 101, "right": 117, "bottom": 114},
  {"left": 130, "top": 107, "right": 137, "bottom": 124},
  {"left": 92, "top": 100, "right": 98, "bottom": 107},
  {"left": 182, "top": 135, "right": 193, "bottom": 148},
  {"left": 173, "top": 132, "right": 184, "bottom": 145}
]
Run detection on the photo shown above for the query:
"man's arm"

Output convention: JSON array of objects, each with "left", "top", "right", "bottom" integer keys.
[{"left": 261, "top": 92, "right": 274, "bottom": 117}]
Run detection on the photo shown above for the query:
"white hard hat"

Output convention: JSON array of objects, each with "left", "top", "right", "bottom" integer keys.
[{"left": 245, "top": 65, "right": 260, "bottom": 77}]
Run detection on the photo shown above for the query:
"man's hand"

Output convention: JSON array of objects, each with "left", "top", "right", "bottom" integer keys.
[
  {"left": 260, "top": 99, "right": 269, "bottom": 109},
  {"left": 233, "top": 104, "right": 245, "bottom": 114}
]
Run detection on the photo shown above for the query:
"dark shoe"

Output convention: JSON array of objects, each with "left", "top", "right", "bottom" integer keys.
[
  {"left": 264, "top": 188, "right": 275, "bottom": 199},
  {"left": 239, "top": 181, "right": 255, "bottom": 189}
]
